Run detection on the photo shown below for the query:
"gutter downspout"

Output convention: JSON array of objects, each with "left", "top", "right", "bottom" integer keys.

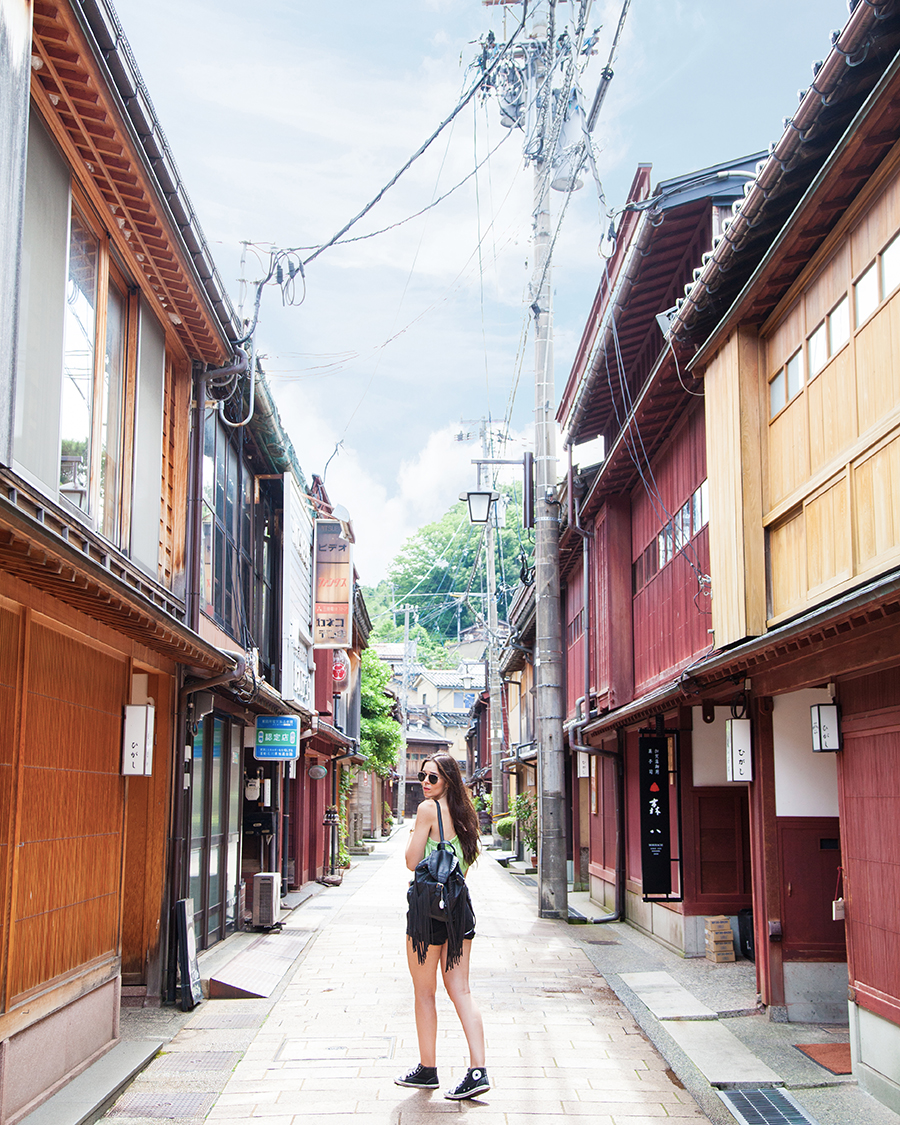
[
  {"left": 166, "top": 651, "right": 246, "bottom": 1000},
  {"left": 566, "top": 446, "right": 623, "bottom": 923}
]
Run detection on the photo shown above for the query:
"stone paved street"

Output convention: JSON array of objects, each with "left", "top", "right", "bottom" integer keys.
[{"left": 103, "top": 832, "right": 707, "bottom": 1124}]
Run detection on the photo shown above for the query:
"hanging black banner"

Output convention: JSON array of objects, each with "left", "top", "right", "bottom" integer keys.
[{"left": 639, "top": 733, "right": 672, "bottom": 895}]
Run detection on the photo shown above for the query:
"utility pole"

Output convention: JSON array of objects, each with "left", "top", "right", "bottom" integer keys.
[
  {"left": 397, "top": 603, "right": 415, "bottom": 821},
  {"left": 532, "top": 132, "right": 567, "bottom": 918}
]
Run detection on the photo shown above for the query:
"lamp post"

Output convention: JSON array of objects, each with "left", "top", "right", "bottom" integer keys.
[{"left": 460, "top": 483, "right": 505, "bottom": 847}]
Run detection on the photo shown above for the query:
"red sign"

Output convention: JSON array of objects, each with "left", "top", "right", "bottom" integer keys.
[{"left": 332, "top": 651, "right": 350, "bottom": 693}]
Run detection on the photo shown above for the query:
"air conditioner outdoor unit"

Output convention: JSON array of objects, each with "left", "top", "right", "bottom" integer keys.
[{"left": 252, "top": 871, "right": 281, "bottom": 928}]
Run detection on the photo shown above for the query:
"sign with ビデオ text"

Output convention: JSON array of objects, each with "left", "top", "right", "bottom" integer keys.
[
  {"left": 313, "top": 518, "right": 353, "bottom": 648},
  {"left": 639, "top": 733, "right": 672, "bottom": 896}
]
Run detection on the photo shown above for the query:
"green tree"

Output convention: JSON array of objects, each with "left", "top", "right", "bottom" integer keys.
[
  {"left": 359, "top": 647, "right": 403, "bottom": 777},
  {"left": 365, "top": 488, "right": 531, "bottom": 648}
]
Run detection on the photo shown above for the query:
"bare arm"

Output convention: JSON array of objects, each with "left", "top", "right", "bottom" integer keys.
[{"left": 405, "top": 800, "right": 437, "bottom": 871}]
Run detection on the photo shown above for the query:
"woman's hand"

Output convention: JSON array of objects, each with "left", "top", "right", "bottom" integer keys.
[{"left": 405, "top": 800, "right": 437, "bottom": 871}]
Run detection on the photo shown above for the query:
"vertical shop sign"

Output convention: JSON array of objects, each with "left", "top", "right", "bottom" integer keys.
[
  {"left": 313, "top": 518, "right": 353, "bottom": 648},
  {"left": 639, "top": 733, "right": 672, "bottom": 895}
]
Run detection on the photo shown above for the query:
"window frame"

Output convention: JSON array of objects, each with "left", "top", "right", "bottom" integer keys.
[{"left": 60, "top": 187, "right": 140, "bottom": 544}]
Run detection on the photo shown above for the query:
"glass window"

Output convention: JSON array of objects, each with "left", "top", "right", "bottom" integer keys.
[
  {"left": 692, "top": 480, "right": 708, "bottom": 533},
  {"left": 786, "top": 351, "right": 802, "bottom": 400},
  {"left": 60, "top": 209, "right": 98, "bottom": 512},
  {"left": 674, "top": 501, "right": 690, "bottom": 553},
  {"left": 769, "top": 368, "right": 785, "bottom": 418},
  {"left": 828, "top": 295, "right": 849, "bottom": 354},
  {"left": 98, "top": 280, "right": 126, "bottom": 542},
  {"left": 808, "top": 322, "right": 827, "bottom": 378},
  {"left": 883, "top": 233, "right": 900, "bottom": 297},
  {"left": 855, "top": 262, "right": 879, "bottom": 325}
]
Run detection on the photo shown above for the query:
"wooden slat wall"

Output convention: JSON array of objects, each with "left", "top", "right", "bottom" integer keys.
[
  {"left": 9, "top": 620, "right": 126, "bottom": 1001},
  {"left": 160, "top": 356, "right": 190, "bottom": 591},
  {"left": 630, "top": 404, "right": 711, "bottom": 693},
  {"left": 592, "top": 510, "right": 609, "bottom": 702},
  {"left": 0, "top": 606, "right": 22, "bottom": 1008},
  {"left": 564, "top": 565, "right": 584, "bottom": 720},
  {"left": 633, "top": 528, "right": 710, "bottom": 693},
  {"left": 762, "top": 160, "right": 900, "bottom": 624},
  {"left": 839, "top": 671, "right": 900, "bottom": 1020}
]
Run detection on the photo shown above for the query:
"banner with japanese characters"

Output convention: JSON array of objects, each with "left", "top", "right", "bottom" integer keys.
[
  {"left": 639, "top": 733, "right": 672, "bottom": 895},
  {"left": 313, "top": 518, "right": 353, "bottom": 648}
]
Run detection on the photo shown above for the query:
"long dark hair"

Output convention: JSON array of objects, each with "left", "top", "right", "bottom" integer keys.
[{"left": 423, "top": 753, "right": 480, "bottom": 867}]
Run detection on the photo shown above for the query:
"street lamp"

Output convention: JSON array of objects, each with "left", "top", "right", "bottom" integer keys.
[
  {"left": 459, "top": 489, "right": 499, "bottom": 524},
  {"left": 459, "top": 486, "right": 505, "bottom": 848}
]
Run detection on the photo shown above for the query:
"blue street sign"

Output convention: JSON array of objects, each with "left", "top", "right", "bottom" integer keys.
[{"left": 254, "top": 715, "right": 300, "bottom": 760}]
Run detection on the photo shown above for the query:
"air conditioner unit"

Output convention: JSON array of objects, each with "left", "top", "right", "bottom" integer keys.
[{"left": 252, "top": 872, "right": 281, "bottom": 928}]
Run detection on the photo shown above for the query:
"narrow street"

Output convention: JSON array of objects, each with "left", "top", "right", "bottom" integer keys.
[{"left": 100, "top": 833, "right": 704, "bottom": 1124}]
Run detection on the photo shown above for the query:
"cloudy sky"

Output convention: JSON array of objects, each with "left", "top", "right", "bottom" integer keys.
[{"left": 112, "top": 0, "right": 849, "bottom": 581}]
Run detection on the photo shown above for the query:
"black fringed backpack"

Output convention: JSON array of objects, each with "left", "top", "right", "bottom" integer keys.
[{"left": 407, "top": 800, "right": 473, "bottom": 970}]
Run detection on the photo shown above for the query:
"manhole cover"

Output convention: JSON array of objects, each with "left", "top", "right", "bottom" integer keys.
[
  {"left": 276, "top": 1036, "right": 395, "bottom": 1061},
  {"left": 107, "top": 1092, "right": 218, "bottom": 1118},
  {"left": 719, "top": 1089, "right": 820, "bottom": 1125},
  {"left": 153, "top": 1051, "right": 242, "bottom": 1073}
]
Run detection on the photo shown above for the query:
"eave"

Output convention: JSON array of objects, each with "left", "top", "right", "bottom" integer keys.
[
  {"left": 0, "top": 484, "right": 231, "bottom": 672},
  {"left": 671, "top": 4, "right": 900, "bottom": 356},
  {"left": 30, "top": 0, "right": 239, "bottom": 364}
]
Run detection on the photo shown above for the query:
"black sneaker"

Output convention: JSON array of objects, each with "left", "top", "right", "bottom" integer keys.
[
  {"left": 444, "top": 1067, "right": 490, "bottom": 1100},
  {"left": 395, "top": 1064, "right": 439, "bottom": 1088}
]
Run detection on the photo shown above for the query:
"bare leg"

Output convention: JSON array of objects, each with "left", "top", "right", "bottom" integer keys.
[
  {"left": 406, "top": 938, "right": 442, "bottom": 1067},
  {"left": 441, "top": 940, "right": 485, "bottom": 1067}
]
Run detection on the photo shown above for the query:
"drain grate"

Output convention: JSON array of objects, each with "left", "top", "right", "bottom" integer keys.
[
  {"left": 107, "top": 1092, "right": 218, "bottom": 1118},
  {"left": 152, "top": 1050, "right": 243, "bottom": 1073},
  {"left": 514, "top": 875, "right": 537, "bottom": 886},
  {"left": 719, "top": 1089, "right": 820, "bottom": 1125}
]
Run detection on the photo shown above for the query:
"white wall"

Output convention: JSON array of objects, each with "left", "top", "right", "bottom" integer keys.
[
  {"left": 691, "top": 707, "right": 731, "bottom": 786},
  {"left": 773, "top": 688, "right": 839, "bottom": 816}
]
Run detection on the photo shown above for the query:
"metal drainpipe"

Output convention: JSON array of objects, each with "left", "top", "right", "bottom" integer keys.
[{"left": 566, "top": 449, "right": 623, "bottom": 923}]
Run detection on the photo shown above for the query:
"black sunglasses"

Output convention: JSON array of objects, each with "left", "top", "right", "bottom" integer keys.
[{"left": 417, "top": 771, "right": 440, "bottom": 784}]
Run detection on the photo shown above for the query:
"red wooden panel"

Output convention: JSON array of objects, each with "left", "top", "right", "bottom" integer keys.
[
  {"left": 695, "top": 789, "right": 749, "bottom": 896},
  {"left": 589, "top": 752, "right": 618, "bottom": 875},
  {"left": 839, "top": 698, "right": 900, "bottom": 1006},
  {"left": 592, "top": 511, "right": 609, "bottom": 698},
  {"left": 564, "top": 566, "right": 585, "bottom": 720},
  {"left": 777, "top": 818, "right": 846, "bottom": 961},
  {"left": 633, "top": 527, "right": 711, "bottom": 693}
]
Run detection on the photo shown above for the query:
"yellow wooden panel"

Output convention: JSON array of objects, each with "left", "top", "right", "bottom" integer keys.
[
  {"left": 768, "top": 395, "right": 809, "bottom": 508},
  {"left": 855, "top": 434, "right": 900, "bottom": 568},
  {"left": 805, "top": 477, "right": 850, "bottom": 594},
  {"left": 851, "top": 184, "right": 894, "bottom": 276},
  {"left": 806, "top": 243, "right": 849, "bottom": 329},
  {"left": 705, "top": 334, "right": 744, "bottom": 643},
  {"left": 769, "top": 512, "right": 805, "bottom": 619},
  {"left": 765, "top": 300, "right": 803, "bottom": 377},
  {"left": 856, "top": 305, "right": 896, "bottom": 433},
  {"left": 807, "top": 348, "right": 857, "bottom": 473}
]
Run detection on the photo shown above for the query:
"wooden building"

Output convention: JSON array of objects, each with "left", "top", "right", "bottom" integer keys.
[
  {"left": 0, "top": 0, "right": 252, "bottom": 1117},
  {"left": 0, "top": 1, "right": 381, "bottom": 1119},
  {"left": 550, "top": 3, "right": 900, "bottom": 1114},
  {"left": 665, "top": 4, "right": 900, "bottom": 1108},
  {"left": 556, "top": 156, "right": 762, "bottom": 953}
]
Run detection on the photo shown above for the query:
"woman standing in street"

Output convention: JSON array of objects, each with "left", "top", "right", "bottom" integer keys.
[{"left": 395, "top": 753, "right": 489, "bottom": 1100}]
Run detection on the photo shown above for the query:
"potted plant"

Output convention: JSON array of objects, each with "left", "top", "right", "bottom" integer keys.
[
  {"left": 474, "top": 792, "right": 492, "bottom": 834},
  {"left": 512, "top": 793, "right": 538, "bottom": 867}
]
